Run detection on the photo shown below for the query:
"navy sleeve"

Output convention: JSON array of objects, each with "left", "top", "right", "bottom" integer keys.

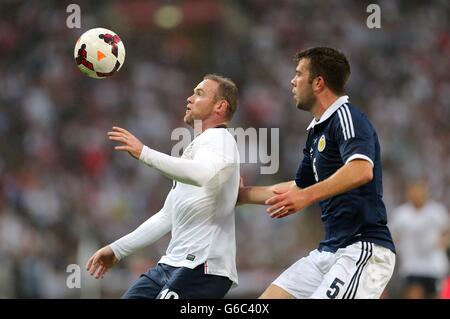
[
  {"left": 333, "top": 105, "right": 375, "bottom": 166},
  {"left": 295, "top": 137, "right": 316, "bottom": 188}
]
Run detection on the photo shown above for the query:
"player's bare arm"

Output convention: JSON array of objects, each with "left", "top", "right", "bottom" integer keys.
[
  {"left": 107, "top": 126, "right": 144, "bottom": 159},
  {"left": 238, "top": 180, "right": 295, "bottom": 205},
  {"left": 86, "top": 245, "right": 119, "bottom": 279},
  {"left": 267, "top": 159, "right": 373, "bottom": 218}
]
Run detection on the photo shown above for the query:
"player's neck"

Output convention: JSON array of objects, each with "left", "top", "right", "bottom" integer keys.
[
  {"left": 312, "top": 92, "right": 341, "bottom": 121},
  {"left": 193, "top": 118, "right": 229, "bottom": 134}
]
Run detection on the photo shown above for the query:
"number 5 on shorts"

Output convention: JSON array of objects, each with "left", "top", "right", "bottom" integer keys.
[{"left": 326, "top": 278, "right": 345, "bottom": 299}]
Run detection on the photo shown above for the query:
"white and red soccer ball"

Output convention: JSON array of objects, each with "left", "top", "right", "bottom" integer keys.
[{"left": 74, "top": 27, "right": 125, "bottom": 79}]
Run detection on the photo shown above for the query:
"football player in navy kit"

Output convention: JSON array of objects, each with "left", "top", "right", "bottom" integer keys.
[{"left": 239, "top": 47, "right": 396, "bottom": 299}]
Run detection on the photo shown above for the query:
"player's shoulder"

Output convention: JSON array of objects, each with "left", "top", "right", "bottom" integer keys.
[
  {"left": 427, "top": 200, "right": 446, "bottom": 209},
  {"left": 338, "top": 103, "right": 371, "bottom": 123},
  {"left": 330, "top": 102, "right": 375, "bottom": 133},
  {"left": 426, "top": 200, "right": 449, "bottom": 216},
  {"left": 199, "top": 127, "right": 237, "bottom": 146},
  {"left": 390, "top": 203, "right": 412, "bottom": 224},
  {"left": 392, "top": 202, "right": 412, "bottom": 215},
  {"left": 199, "top": 128, "right": 239, "bottom": 161},
  {"left": 209, "top": 127, "right": 235, "bottom": 139}
]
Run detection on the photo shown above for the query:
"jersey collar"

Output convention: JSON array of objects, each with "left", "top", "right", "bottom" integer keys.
[{"left": 306, "top": 95, "right": 349, "bottom": 131}]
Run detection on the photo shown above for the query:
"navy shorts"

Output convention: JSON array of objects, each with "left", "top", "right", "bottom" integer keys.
[
  {"left": 405, "top": 275, "right": 439, "bottom": 296},
  {"left": 122, "top": 263, "right": 233, "bottom": 299}
]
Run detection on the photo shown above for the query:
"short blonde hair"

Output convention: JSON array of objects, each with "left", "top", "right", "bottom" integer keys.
[{"left": 204, "top": 74, "right": 238, "bottom": 120}]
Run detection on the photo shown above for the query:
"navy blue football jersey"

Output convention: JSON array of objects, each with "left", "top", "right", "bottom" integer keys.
[{"left": 295, "top": 96, "right": 395, "bottom": 253}]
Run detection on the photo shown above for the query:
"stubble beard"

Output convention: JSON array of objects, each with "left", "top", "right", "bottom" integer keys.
[
  {"left": 184, "top": 115, "right": 191, "bottom": 126},
  {"left": 296, "top": 92, "right": 316, "bottom": 112},
  {"left": 184, "top": 111, "right": 195, "bottom": 127}
]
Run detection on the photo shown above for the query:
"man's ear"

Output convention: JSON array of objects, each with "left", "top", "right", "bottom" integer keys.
[
  {"left": 314, "top": 76, "right": 325, "bottom": 92},
  {"left": 215, "top": 99, "right": 229, "bottom": 117}
]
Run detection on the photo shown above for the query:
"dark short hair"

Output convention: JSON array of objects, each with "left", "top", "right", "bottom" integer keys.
[
  {"left": 295, "top": 47, "right": 351, "bottom": 95},
  {"left": 204, "top": 74, "right": 238, "bottom": 120}
]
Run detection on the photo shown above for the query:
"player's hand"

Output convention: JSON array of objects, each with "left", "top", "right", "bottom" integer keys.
[
  {"left": 107, "top": 126, "right": 144, "bottom": 159},
  {"left": 86, "top": 245, "right": 119, "bottom": 279},
  {"left": 265, "top": 187, "right": 312, "bottom": 218}
]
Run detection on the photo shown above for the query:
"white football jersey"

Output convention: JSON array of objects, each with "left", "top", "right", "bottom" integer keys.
[
  {"left": 158, "top": 128, "right": 240, "bottom": 284},
  {"left": 390, "top": 201, "right": 450, "bottom": 278}
]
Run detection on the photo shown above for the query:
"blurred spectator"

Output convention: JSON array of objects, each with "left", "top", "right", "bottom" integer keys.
[{"left": 390, "top": 180, "right": 450, "bottom": 299}]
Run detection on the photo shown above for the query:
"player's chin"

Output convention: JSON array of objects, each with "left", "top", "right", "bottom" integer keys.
[
  {"left": 296, "top": 100, "right": 310, "bottom": 111},
  {"left": 183, "top": 114, "right": 193, "bottom": 126}
]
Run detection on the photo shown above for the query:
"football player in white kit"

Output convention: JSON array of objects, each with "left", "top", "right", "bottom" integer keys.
[
  {"left": 86, "top": 74, "right": 240, "bottom": 299},
  {"left": 390, "top": 180, "right": 450, "bottom": 298}
]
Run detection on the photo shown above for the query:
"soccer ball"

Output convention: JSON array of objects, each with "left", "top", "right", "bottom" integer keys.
[{"left": 74, "top": 27, "right": 125, "bottom": 79}]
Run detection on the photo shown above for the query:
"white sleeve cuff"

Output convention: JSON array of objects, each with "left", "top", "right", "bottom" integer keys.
[
  {"left": 109, "top": 243, "right": 124, "bottom": 261},
  {"left": 139, "top": 145, "right": 152, "bottom": 162},
  {"left": 345, "top": 154, "right": 374, "bottom": 167}
]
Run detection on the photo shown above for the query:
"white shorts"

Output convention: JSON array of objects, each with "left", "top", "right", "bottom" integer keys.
[{"left": 272, "top": 241, "right": 395, "bottom": 299}]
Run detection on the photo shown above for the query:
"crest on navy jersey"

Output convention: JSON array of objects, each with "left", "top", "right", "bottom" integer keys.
[{"left": 318, "top": 135, "right": 326, "bottom": 152}]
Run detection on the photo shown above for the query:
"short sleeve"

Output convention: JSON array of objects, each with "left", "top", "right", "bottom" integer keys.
[{"left": 333, "top": 105, "right": 375, "bottom": 167}]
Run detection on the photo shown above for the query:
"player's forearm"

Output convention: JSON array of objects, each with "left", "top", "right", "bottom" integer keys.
[
  {"left": 139, "top": 146, "right": 217, "bottom": 187},
  {"left": 109, "top": 209, "right": 171, "bottom": 260},
  {"left": 239, "top": 181, "right": 295, "bottom": 205},
  {"left": 238, "top": 186, "right": 273, "bottom": 204},
  {"left": 304, "top": 160, "right": 373, "bottom": 204}
]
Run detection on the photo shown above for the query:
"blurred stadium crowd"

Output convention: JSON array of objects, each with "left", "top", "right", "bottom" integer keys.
[{"left": 0, "top": 0, "right": 449, "bottom": 298}]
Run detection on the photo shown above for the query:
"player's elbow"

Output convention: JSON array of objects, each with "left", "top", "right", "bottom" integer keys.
[
  {"left": 185, "top": 163, "right": 218, "bottom": 187},
  {"left": 359, "top": 166, "right": 373, "bottom": 185},
  {"left": 192, "top": 179, "right": 206, "bottom": 187},
  {"left": 349, "top": 160, "right": 373, "bottom": 186},
  {"left": 189, "top": 174, "right": 213, "bottom": 187},
  {"left": 185, "top": 178, "right": 205, "bottom": 187}
]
